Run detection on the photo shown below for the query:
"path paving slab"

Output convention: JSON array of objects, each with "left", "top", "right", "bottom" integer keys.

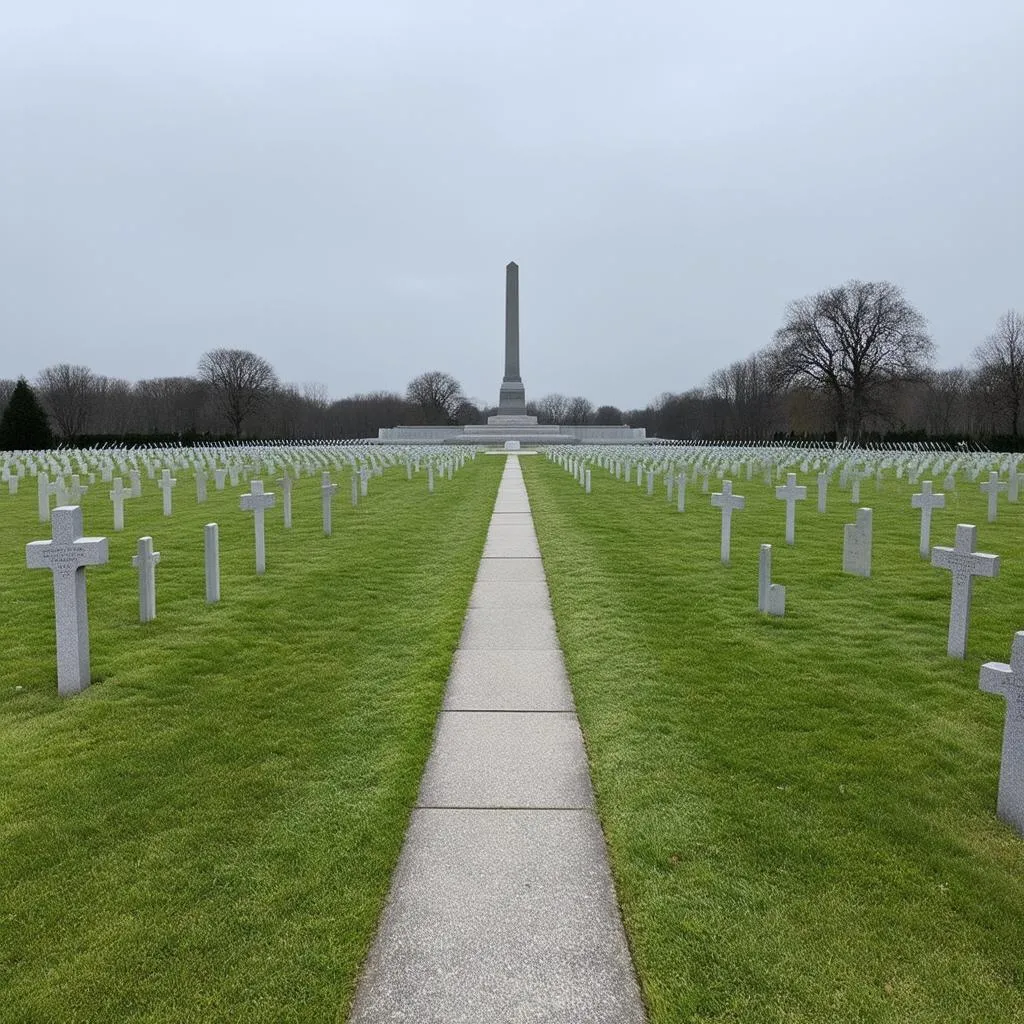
[
  {"left": 443, "top": 649, "right": 574, "bottom": 711},
  {"left": 347, "top": 809, "right": 647, "bottom": 1024},
  {"left": 418, "top": 712, "right": 594, "bottom": 808},
  {"left": 460, "top": 607, "right": 559, "bottom": 649},
  {"left": 482, "top": 534, "right": 542, "bottom": 558},
  {"left": 468, "top": 579, "right": 552, "bottom": 610},
  {"left": 474, "top": 557, "right": 547, "bottom": 582}
]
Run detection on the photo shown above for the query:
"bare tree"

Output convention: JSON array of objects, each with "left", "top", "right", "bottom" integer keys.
[
  {"left": 771, "top": 280, "right": 934, "bottom": 438},
  {"left": 593, "top": 404, "right": 623, "bottom": 426},
  {"left": 405, "top": 371, "right": 464, "bottom": 425},
  {"left": 197, "top": 349, "right": 278, "bottom": 438},
  {"left": 564, "top": 396, "right": 594, "bottom": 425},
  {"left": 535, "top": 393, "right": 570, "bottom": 424},
  {"left": 35, "top": 363, "right": 96, "bottom": 440},
  {"left": 972, "top": 310, "right": 1024, "bottom": 436}
]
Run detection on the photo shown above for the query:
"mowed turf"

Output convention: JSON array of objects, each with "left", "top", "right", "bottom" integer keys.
[
  {"left": 523, "top": 456, "right": 1024, "bottom": 1024},
  {"left": 0, "top": 455, "right": 501, "bottom": 1023}
]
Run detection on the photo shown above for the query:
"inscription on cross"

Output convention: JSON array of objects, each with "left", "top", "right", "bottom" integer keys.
[
  {"left": 979, "top": 632, "right": 1024, "bottom": 835},
  {"left": 931, "top": 524, "right": 999, "bottom": 658},
  {"left": 26, "top": 506, "right": 109, "bottom": 696}
]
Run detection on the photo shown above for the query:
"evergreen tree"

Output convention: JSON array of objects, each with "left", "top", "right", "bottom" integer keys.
[{"left": 0, "top": 377, "right": 54, "bottom": 450}]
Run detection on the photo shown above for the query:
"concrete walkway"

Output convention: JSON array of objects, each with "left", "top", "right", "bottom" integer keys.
[{"left": 349, "top": 456, "right": 647, "bottom": 1023}]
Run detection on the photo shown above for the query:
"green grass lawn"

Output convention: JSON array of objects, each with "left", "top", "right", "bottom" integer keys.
[
  {"left": 0, "top": 455, "right": 501, "bottom": 1023},
  {"left": 523, "top": 455, "right": 1024, "bottom": 1024}
]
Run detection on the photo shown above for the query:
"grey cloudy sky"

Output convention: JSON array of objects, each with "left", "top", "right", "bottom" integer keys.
[{"left": 2, "top": 0, "right": 1022, "bottom": 411}]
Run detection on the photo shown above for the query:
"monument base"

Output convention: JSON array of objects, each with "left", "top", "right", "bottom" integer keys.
[{"left": 487, "top": 414, "right": 539, "bottom": 426}]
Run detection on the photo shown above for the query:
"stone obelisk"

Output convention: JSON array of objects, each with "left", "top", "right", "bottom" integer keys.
[{"left": 492, "top": 261, "right": 534, "bottom": 421}]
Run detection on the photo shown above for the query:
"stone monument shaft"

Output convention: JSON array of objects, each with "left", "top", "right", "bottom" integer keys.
[
  {"left": 504, "top": 261, "right": 520, "bottom": 382},
  {"left": 496, "top": 261, "right": 528, "bottom": 415}
]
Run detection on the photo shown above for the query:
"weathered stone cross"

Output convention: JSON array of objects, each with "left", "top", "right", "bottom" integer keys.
[
  {"left": 911, "top": 480, "right": 945, "bottom": 558},
  {"left": 710, "top": 480, "right": 745, "bottom": 565},
  {"left": 775, "top": 473, "right": 807, "bottom": 545},
  {"left": 979, "top": 631, "right": 1024, "bottom": 835},
  {"left": 931, "top": 524, "right": 999, "bottom": 658},
  {"left": 26, "top": 506, "right": 109, "bottom": 696},
  {"left": 240, "top": 480, "right": 276, "bottom": 575}
]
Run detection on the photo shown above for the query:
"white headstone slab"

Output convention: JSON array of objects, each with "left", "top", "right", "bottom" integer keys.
[
  {"left": 322, "top": 472, "right": 338, "bottom": 536},
  {"left": 646, "top": 469, "right": 654, "bottom": 496},
  {"left": 979, "top": 631, "right": 1024, "bottom": 835},
  {"left": 767, "top": 583, "right": 786, "bottom": 616},
  {"left": 911, "top": 480, "right": 945, "bottom": 559},
  {"left": 37, "top": 472, "right": 56, "bottom": 522},
  {"left": 129, "top": 470, "right": 142, "bottom": 498},
  {"left": 817, "top": 473, "right": 828, "bottom": 514},
  {"left": 278, "top": 473, "right": 293, "bottom": 528},
  {"left": 427, "top": 464, "right": 434, "bottom": 493},
  {"left": 775, "top": 473, "right": 807, "bottom": 546},
  {"left": 851, "top": 477, "right": 861, "bottom": 504},
  {"left": 205, "top": 523, "right": 220, "bottom": 603},
  {"left": 26, "top": 506, "right": 109, "bottom": 696},
  {"left": 195, "top": 469, "right": 208, "bottom": 504},
  {"left": 1009, "top": 461, "right": 1020, "bottom": 504},
  {"left": 132, "top": 536, "right": 161, "bottom": 623},
  {"left": 842, "top": 508, "right": 872, "bottom": 577},
  {"left": 214, "top": 468, "right": 227, "bottom": 491},
  {"left": 710, "top": 480, "right": 745, "bottom": 565},
  {"left": 758, "top": 543, "right": 772, "bottom": 613},
  {"left": 351, "top": 473, "right": 359, "bottom": 507},
  {"left": 979, "top": 471, "right": 1007, "bottom": 523},
  {"left": 585, "top": 468, "right": 592, "bottom": 494},
  {"left": 931, "top": 524, "right": 1000, "bottom": 659},
  {"left": 240, "top": 480, "right": 275, "bottom": 575},
  {"left": 676, "top": 472, "right": 686, "bottom": 513}
]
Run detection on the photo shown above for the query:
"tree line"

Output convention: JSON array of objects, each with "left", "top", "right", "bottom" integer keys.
[{"left": 2, "top": 282, "right": 1021, "bottom": 447}]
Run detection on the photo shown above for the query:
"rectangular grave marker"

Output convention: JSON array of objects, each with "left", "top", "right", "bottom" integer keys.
[
  {"left": 132, "top": 536, "right": 160, "bottom": 623},
  {"left": 843, "top": 508, "right": 872, "bottom": 577}
]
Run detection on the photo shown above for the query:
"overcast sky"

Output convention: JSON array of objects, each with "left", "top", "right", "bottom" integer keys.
[{"left": 2, "top": 1, "right": 1022, "bottom": 410}]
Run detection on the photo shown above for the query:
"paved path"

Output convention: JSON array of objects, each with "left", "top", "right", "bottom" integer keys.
[{"left": 349, "top": 455, "right": 647, "bottom": 1023}]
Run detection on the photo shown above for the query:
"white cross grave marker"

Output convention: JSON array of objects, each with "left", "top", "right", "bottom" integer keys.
[
  {"left": 240, "top": 480, "right": 275, "bottom": 575},
  {"left": 931, "top": 524, "right": 999, "bottom": 659},
  {"left": 979, "top": 471, "right": 1007, "bottom": 523},
  {"left": 26, "top": 506, "right": 109, "bottom": 696},
  {"left": 710, "top": 480, "right": 745, "bottom": 565},
  {"left": 132, "top": 536, "right": 160, "bottom": 623},
  {"left": 775, "top": 473, "right": 807, "bottom": 545},
  {"left": 109, "top": 477, "right": 128, "bottom": 531},
  {"left": 911, "top": 480, "right": 945, "bottom": 559},
  {"left": 979, "top": 631, "right": 1024, "bottom": 835},
  {"left": 157, "top": 469, "right": 177, "bottom": 516}
]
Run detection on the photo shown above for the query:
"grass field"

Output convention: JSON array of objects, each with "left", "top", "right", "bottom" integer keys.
[
  {"left": 0, "top": 455, "right": 501, "bottom": 1023},
  {"left": 523, "top": 455, "right": 1024, "bottom": 1024}
]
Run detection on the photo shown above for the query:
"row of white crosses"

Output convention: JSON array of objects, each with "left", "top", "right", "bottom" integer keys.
[
  {"left": 552, "top": 444, "right": 1024, "bottom": 835},
  {"left": 21, "top": 445, "right": 478, "bottom": 699}
]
